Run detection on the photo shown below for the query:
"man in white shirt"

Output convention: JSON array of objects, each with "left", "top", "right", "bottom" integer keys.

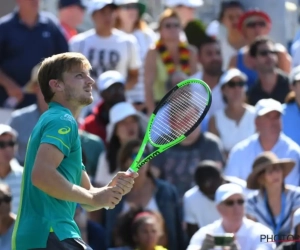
[
  {"left": 0, "top": 124, "right": 23, "bottom": 214},
  {"left": 187, "top": 183, "right": 275, "bottom": 250},
  {"left": 69, "top": 0, "right": 141, "bottom": 111},
  {"left": 224, "top": 98, "right": 300, "bottom": 186},
  {"left": 183, "top": 160, "right": 247, "bottom": 239}
]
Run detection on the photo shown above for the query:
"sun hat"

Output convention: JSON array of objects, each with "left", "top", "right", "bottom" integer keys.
[
  {"left": 246, "top": 151, "right": 295, "bottom": 190},
  {"left": 87, "top": 0, "right": 116, "bottom": 15},
  {"left": 254, "top": 98, "right": 283, "bottom": 118},
  {"left": 96, "top": 70, "right": 125, "bottom": 92},
  {"left": 114, "top": 0, "right": 146, "bottom": 16},
  {"left": 215, "top": 183, "right": 244, "bottom": 205},
  {"left": 0, "top": 124, "right": 18, "bottom": 138},
  {"left": 219, "top": 68, "right": 248, "bottom": 88}
]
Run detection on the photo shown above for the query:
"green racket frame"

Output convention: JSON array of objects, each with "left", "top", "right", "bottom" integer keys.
[{"left": 127, "top": 78, "right": 212, "bottom": 173}]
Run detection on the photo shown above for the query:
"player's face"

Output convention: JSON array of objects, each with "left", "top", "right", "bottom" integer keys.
[
  {"left": 134, "top": 218, "right": 160, "bottom": 249},
  {"left": 61, "top": 66, "right": 94, "bottom": 107},
  {"left": 0, "top": 134, "right": 16, "bottom": 165},
  {"left": 221, "top": 7, "right": 244, "bottom": 32},
  {"left": 160, "top": 17, "right": 181, "bottom": 41},
  {"left": 93, "top": 5, "right": 116, "bottom": 29},
  {"left": 218, "top": 194, "right": 244, "bottom": 222},
  {"left": 242, "top": 16, "right": 269, "bottom": 42},
  {"left": 115, "top": 116, "right": 139, "bottom": 143},
  {"left": 17, "top": 0, "right": 39, "bottom": 12}
]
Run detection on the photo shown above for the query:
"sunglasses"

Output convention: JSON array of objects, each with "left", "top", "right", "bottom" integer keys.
[
  {"left": 0, "top": 195, "right": 12, "bottom": 205},
  {"left": 119, "top": 3, "right": 138, "bottom": 9},
  {"left": 223, "top": 199, "right": 244, "bottom": 206},
  {"left": 257, "top": 50, "right": 277, "bottom": 57},
  {"left": 246, "top": 21, "right": 266, "bottom": 28},
  {"left": 226, "top": 81, "right": 245, "bottom": 88},
  {"left": 163, "top": 23, "right": 180, "bottom": 29},
  {"left": 0, "top": 141, "right": 16, "bottom": 149}
]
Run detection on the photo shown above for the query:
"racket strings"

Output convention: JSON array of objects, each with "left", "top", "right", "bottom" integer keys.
[{"left": 150, "top": 83, "right": 209, "bottom": 145}]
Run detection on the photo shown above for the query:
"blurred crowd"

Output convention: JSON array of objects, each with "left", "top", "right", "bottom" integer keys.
[{"left": 1, "top": 0, "right": 300, "bottom": 249}]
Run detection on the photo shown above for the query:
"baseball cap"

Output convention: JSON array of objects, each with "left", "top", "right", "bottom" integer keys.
[
  {"left": 289, "top": 65, "right": 300, "bottom": 84},
  {"left": 255, "top": 98, "right": 283, "bottom": 117},
  {"left": 97, "top": 70, "right": 125, "bottom": 92},
  {"left": 106, "top": 102, "right": 138, "bottom": 141},
  {"left": 219, "top": 68, "right": 247, "bottom": 87},
  {"left": 114, "top": 0, "right": 146, "bottom": 15},
  {"left": 58, "top": 0, "right": 86, "bottom": 9},
  {"left": 215, "top": 183, "right": 244, "bottom": 205},
  {"left": 0, "top": 124, "right": 18, "bottom": 138},
  {"left": 238, "top": 9, "right": 271, "bottom": 31},
  {"left": 164, "top": 0, "right": 203, "bottom": 8},
  {"left": 87, "top": 0, "right": 116, "bottom": 15},
  {"left": 24, "top": 63, "right": 41, "bottom": 94}
]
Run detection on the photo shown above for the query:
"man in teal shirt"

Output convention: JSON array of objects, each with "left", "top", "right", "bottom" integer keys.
[{"left": 12, "top": 52, "right": 138, "bottom": 250}]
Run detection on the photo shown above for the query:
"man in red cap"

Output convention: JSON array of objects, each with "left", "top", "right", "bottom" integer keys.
[{"left": 228, "top": 9, "right": 291, "bottom": 88}]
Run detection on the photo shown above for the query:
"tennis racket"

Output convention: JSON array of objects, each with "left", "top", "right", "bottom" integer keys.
[{"left": 104, "top": 79, "right": 211, "bottom": 209}]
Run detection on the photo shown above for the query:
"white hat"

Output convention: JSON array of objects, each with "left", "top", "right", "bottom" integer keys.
[
  {"left": 164, "top": 0, "right": 203, "bottom": 8},
  {"left": 106, "top": 102, "right": 138, "bottom": 141},
  {"left": 289, "top": 65, "right": 300, "bottom": 84},
  {"left": 0, "top": 124, "right": 18, "bottom": 138},
  {"left": 97, "top": 70, "right": 125, "bottom": 92},
  {"left": 114, "top": 0, "right": 139, "bottom": 4},
  {"left": 87, "top": 0, "right": 116, "bottom": 15},
  {"left": 215, "top": 183, "right": 244, "bottom": 205},
  {"left": 255, "top": 98, "right": 283, "bottom": 117},
  {"left": 219, "top": 68, "right": 248, "bottom": 87}
]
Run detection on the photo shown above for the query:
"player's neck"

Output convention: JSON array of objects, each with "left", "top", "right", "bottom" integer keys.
[
  {"left": 0, "top": 164, "right": 11, "bottom": 179},
  {"left": 222, "top": 219, "right": 242, "bottom": 233},
  {"left": 120, "top": 23, "right": 134, "bottom": 33},
  {"left": 51, "top": 99, "right": 82, "bottom": 118},
  {"left": 18, "top": 9, "right": 38, "bottom": 28},
  {"left": 0, "top": 213, "right": 15, "bottom": 234},
  {"left": 95, "top": 27, "right": 112, "bottom": 37}
]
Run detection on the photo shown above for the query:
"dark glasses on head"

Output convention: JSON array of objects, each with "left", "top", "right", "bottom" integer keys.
[
  {"left": 246, "top": 21, "right": 266, "bottom": 28},
  {"left": 0, "top": 195, "right": 12, "bottom": 205},
  {"left": 120, "top": 3, "right": 139, "bottom": 9},
  {"left": 163, "top": 23, "right": 180, "bottom": 29},
  {"left": 226, "top": 81, "right": 245, "bottom": 88},
  {"left": 257, "top": 50, "right": 277, "bottom": 57},
  {"left": 0, "top": 141, "right": 16, "bottom": 149},
  {"left": 223, "top": 199, "right": 244, "bottom": 206}
]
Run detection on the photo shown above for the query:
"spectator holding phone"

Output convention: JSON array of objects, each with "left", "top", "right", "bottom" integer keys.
[{"left": 187, "top": 183, "right": 275, "bottom": 250}]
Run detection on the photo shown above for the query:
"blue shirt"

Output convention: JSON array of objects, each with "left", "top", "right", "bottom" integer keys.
[
  {"left": 0, "top": 11, "right": 68, "bottom": 108},
  {"left": 224, "top": 133, "right": 300, "bottom": 186},
  {"left": 282, "top": 102, "right": 300, "bottom": 146}
]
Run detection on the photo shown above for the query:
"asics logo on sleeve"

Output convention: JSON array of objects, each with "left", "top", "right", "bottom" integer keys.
[{"left": 58, "top": 127, "right": 71, "bottom": 135}]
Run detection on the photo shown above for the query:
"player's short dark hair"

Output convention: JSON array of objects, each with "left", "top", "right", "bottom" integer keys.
[
  {"left": 249, "top": 36, "right": 274, "bottom": 57},
  {"left": 194, "top": 160, "right": 222, "bottom": 187},
  {"left": 38, "top": 52, "right": 91, "bottom": 103},
  {"left": 198, "top": 36, "right": 219, "bottom": 54},
  {"left": 219, "top": 1, "right": 245, "bottom": 21}
]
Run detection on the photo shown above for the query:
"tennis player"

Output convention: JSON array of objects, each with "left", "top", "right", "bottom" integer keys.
[{"left": 11, "top": 52, "right": 138, "bottom": 250}]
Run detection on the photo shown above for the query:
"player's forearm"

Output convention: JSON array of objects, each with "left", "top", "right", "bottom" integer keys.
[
  {"left": 31, "top": 166, "right": 93, "bottom": 206},
  {"left": 80, "top": 203, "right": 100, "bottom": 212}
]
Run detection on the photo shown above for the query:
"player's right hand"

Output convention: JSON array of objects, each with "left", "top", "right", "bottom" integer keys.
[{"left": 90, "top": 186, "right": 123, "bottom": 209}]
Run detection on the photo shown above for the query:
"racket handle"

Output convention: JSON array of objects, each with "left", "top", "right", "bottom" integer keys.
[{"left": 104, "top": 168, "right": 136, "bottom": 210}]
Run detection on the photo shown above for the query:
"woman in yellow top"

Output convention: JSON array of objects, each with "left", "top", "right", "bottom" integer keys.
[
  {"left": 112, "top": 207, "right": 168, "bottom": 250},
  {"left": 144, "top": 8, "right": 198, "bottom": 115}
]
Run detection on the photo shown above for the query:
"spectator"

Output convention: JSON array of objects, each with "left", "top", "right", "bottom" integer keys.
[
  {"left": 208, "top": 68, "right": 255, "bottom": 156},
  {"left": 58, "top": 0, "right": 86, "bottom": 41},
  {"left": 111, "top": 208, "right": 167, "bottom": 250},
  {"left": 0, "top": 124, "right": 22, "bottom": 215},
  {"left": 152, "top": 121, "right": 224, "bottom": 198},
  {"left": 183, "top": 160, "right": 246, "bottom": 239},
  {"left": 229, "top": 10, "right": 291, "bottom": 88},
  {"left": 70, "top": 0, "right": 141, "bottom": 112},
  {"left": 80, "top": 70, "right": 126, "bottom": 142},
  {"left": 105, "top": 139, "right": 185, "bottom": 250},
  {"left": 8, "top": 63, "right": 48, "bottom": 165},
  {"left": 0, "top": 183, "right": 15, "bottom": 250},
  {"left": 0, "top": 0, "right": 68, "bottom": 109},
  {"left": 246, "top": 152, "right": 300, "bottom": 241},
  {"left": 144, "top": 8, "right": 198, "bottom": 114},
  {"left": 187, "top": 183, "right": 275, "bottom": 250},
  {"left": 247, "top": 36, "right": 290, "bottom": 105},
  {"left": 282, "top": 66, "right": 300, "bottom": 145},
  {"left": 94, "top": 102, "right": 147, "bottom": 186},
  {"left": 75, "top": 203, "right": 107, "bottom": 250},
  {"left": 225, "top": 98, "right": 300, "bottom": 186},
  {"left": 217, "top": 1, "right": 245, "bottom": 69},
  {"left": 190, "top": 37, "right": 225, "bottom": 124},
  {"left": 114, "top": 0, "right": 156, "bottom": 109}
]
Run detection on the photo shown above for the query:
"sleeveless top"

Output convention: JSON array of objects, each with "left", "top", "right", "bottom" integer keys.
[
  {"left": 236, "top": 49, "right": 258, "bottom": 88},
  {"left": 214, "top": 105, "right": 256, "bottom": 151}
]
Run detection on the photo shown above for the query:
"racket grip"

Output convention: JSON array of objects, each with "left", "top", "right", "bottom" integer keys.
[{"left": 104, "top": 168, "right": 136, "bottom": 210}]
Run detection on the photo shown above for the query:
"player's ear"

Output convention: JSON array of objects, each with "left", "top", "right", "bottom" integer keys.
[{"left": 49, "top": 79, "right": 64, "bottom": 92}]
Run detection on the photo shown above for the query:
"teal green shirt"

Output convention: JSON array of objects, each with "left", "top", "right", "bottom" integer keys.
[{"left": 12, "top": 102, "right": 85, "bottom": 250}]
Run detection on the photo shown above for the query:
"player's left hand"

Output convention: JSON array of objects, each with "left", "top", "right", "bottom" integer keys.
[{"left": 108, "top": 172, "right": 139, "bottom": 195}]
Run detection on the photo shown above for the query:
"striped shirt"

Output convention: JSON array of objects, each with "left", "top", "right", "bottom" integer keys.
[
  {"left": 0, "top": 159, "right": 23, "bottom": 214},
  {"left": 245, "top": 186, "right": 300, "bottom": 235}
]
